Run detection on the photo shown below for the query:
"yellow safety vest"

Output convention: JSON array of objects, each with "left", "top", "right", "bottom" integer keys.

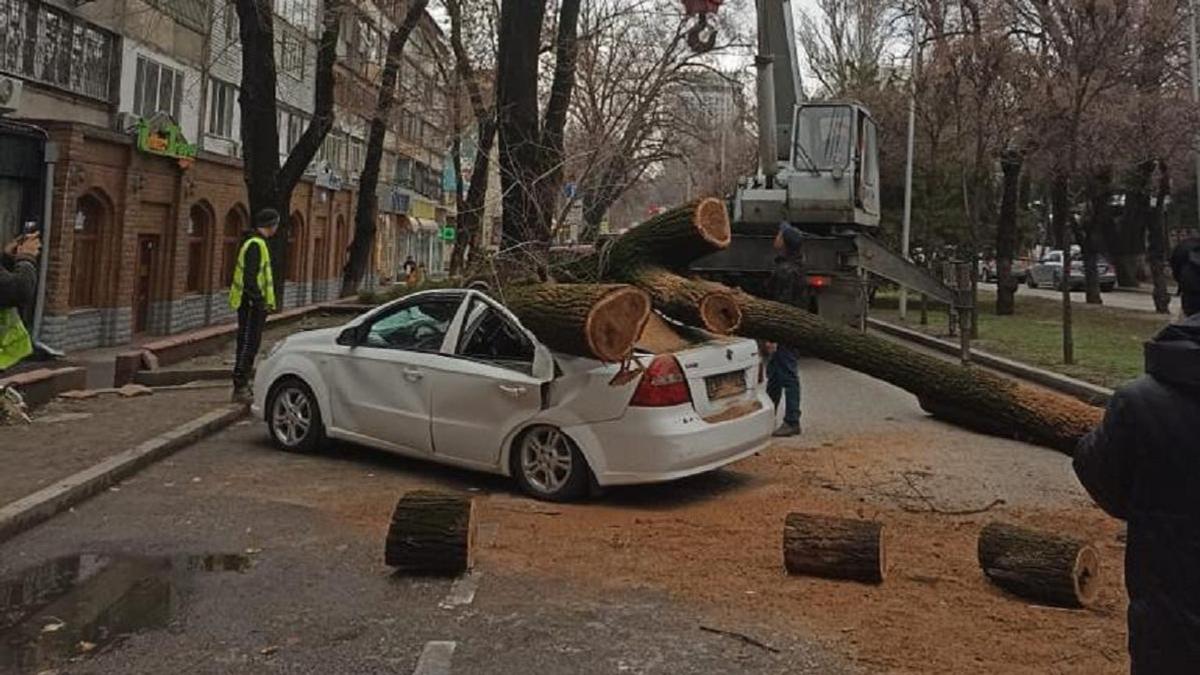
[
  {"left": 0, "top": 307, "right": 32, "bottom": 370},
  {"left": 229, "top": 236, "right": 277, "bottom": 311}
]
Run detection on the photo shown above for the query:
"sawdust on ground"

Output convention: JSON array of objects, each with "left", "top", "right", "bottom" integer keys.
[{"left": 329, "top": 431, "right": 1127, "bottom": 674}]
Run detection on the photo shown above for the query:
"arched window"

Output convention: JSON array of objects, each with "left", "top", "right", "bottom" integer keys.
[
  {"left": 70, "top": 193, "right": 107, "bottom": 308},
  {"left": 221, "top": 207, "right": 245, "bottom": 288},
  {"left": 286, "top": 212, "right": 306, "bottom": 282},
  {"left": 186, "top": 203, "right": 214, "bottom": 293}
]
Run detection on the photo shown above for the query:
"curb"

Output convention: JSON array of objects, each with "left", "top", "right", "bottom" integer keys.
[
  {"left": 134, "top": 367, "right": 230, "bottom": 387},
  {"left": 0, "top": 403, "right": 247, "bottom": 545},
  {"left": 0, "top": 366, "right": 88, "bottom": 408},
  {"left": 867, "top": 318, "right": 1114, "bottom": 406}
]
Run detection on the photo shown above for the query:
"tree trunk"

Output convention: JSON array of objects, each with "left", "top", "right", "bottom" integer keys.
[
  {"left": 1116, "top": 161, "right": 1156, "bottom": 288},
  {"left": 1051, "top": 174, "right": 1074, "bottom": 365},
  {"left": 721, "top": 283, "right": 1101, "bottom": 453},
  {"left": 995, "top": 150, "right": 1022, "bottom": 316},
  {"left": 1149, "top": 162, "right": 1172, "bottom": 314},
  {"left": 385, "top": 491, "right": 475, "bottom": 576},
  {"left": 557, "top": 198, "right": 731, "bottom": 282},
  {"left": 626, "top": 267, "right": 742, "bottom": 335},
  {"left": 501, "top": 284, "right": 651, "bottom": 362},
  {"left": 342, "top": 2, "right": 428, "bottom": 296},
  {"left": 783, "top": 513, "right": 886, "bottom": 584},
  {"left": 977, "top": 522, "right": 1100, "bottom": 608},
  {"left": 235, "top": 0, "right": 341, "bottom": 300}
]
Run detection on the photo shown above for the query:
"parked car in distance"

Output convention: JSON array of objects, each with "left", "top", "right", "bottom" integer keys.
[
  {"left": 981, "top": 257, "right": 1031, "bottom": 283},
  {"left": 251, "top": 289, "right": 775, "bottom": 501},
  {"left": 1027, "top": 250, "right": 1117, "bottom": 292}
]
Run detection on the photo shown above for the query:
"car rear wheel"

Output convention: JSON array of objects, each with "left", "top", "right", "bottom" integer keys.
[
  {"left": 1026, "top": 274, "right": 1037, "bottom": 289},
  {"left": 512, "top": 426, "right": 589, "bottom": 502},
  {"left": 267, "top": 377, "right": 326, "bottom": 454}
]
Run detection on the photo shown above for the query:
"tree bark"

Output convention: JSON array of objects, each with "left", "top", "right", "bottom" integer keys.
[
  {"left": 342, "top": 1, "right": 429, "bottom": 296},
  {"left": 722, "top": 283, "right": 1101, "bottom": 452},
  {"left": 557, "top": 198, "right": 731, "bottom": 282},
  {"left": 1149, "top": 162, "right": 1172, "bottom": 314},
  {"left": 783, "top": 513, "right": 886, "bottom": 584},
  {"left": 625, "top": 267, "right": 742, "bottom": 335},
  {"left": 501, "top": 283, "right": 651, "bottom": 362},
  {"left": 1051, "top": 173, "right": 1074, "bottom": 365},
  {"left": 995, "top": 149, "right": 1022, "bottom": 316},
  {"left": 977, "top": 522, "right": 1100, "bottom": 608},
  {"left": 385, "top": 491, "right": 475, "bottom": 576},
  {"left": 235, "top": 0, "right": 342, "bottom": 299}
]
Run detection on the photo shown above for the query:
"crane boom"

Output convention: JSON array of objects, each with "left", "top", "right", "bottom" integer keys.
[{"left": 757, "top": 0, "right": 805, "bottom": 163}]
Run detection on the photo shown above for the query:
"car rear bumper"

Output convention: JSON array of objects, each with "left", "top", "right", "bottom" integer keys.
[{"left": 565, "top": 391, "right": 776, "bottom": 486}]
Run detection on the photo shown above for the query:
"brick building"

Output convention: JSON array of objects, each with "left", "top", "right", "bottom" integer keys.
[{"left": 0, "top": 0, "right": 455, "bottom": 353}]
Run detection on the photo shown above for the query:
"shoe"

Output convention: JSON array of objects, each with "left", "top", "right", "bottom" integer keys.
[
  {"left": 772, "top": 423, "right": 801, "bottom": 438},
  {"left": 231, "top": 385, "right": 252, "bottom": 404}
]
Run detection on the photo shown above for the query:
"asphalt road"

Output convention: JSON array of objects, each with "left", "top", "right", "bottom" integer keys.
[
  {"left": 0, "top": 359, "right": 1097, "bottom": 674},
  {"left": 978, "top": 281, "right": 1177, "bottom": 313}
]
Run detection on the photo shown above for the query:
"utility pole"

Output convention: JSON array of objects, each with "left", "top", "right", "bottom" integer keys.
[
  {"left": 1191, "top": 0, "right": 1200, "bottom": 228},
  {"left": 899, "top": 3, "right": 919, "bottom": 320}
]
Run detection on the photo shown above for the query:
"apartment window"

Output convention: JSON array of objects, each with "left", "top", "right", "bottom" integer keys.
[
  {"left": 278, "top": 26, "right": 304, "bottom": 79},
  {"left": 349, "top": 138, "right": 364, "bottom": 174},
  {"left": 394, "top": 156, "right": 412, "bottom": 186},
  {"left": 285, "top": 111, "right": 306, "bottom": 151},
  {"left": 207, "top": 78, "right": 236, "bottom": 138},
  {"left": 134, "top": 55, "right": 184, "bottom": 119},
  {"left": 0, "top": 0, "right": 115, "bottom": 101},
  {"left": 275, "top": 0, "right": 311, "bottom": 29}
]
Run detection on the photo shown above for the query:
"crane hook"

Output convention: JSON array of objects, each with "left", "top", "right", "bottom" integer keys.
[{"left": 686, "top": 13, "right": 718, "bottom": 53}]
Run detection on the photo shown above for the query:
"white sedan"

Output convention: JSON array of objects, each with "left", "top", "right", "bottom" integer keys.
[{"left": 251, "top": 289, "right": 775, "bottom": 501}]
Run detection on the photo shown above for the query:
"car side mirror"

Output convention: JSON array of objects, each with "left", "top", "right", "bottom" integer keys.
[
  {"left": 531, "top": 344, "right": 555, "bottom": 382},
  {"left": 337, "top": 325, "right": 365, "bottom": 347}
]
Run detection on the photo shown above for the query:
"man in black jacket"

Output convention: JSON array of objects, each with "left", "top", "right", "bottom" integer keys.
[
  {"left": 1074, "top": 237, "right": 1200, "bottom": 673},
  {"left": 229, "top": 210, "right": 279, "bottom": 402},
  {"left": 764, "top": 222, "right": 806, "bottom": 437}
]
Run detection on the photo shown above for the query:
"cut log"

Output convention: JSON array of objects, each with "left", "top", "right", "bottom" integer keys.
[
  {"left": 558, "top": 198, "right": 732, "bottom": 282},
  {"left": 627, "top": 267, "right": 743, "bottom": 335},
  {"left": 977, "top": 522, "right": 1100, "bottom": 608},
  {"left": 385, "top": 491, "right": 475, "bottom": 576},
  {"left": 502, "top": 283, "right": 652, "bottom": 362},
  {"left": 783, "top": 513, "right": 886, "bottom": 583}
]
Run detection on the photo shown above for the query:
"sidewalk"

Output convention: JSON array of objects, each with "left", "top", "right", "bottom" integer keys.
[{"left": 0, "top": 386, "right": 232, "bottom": 508}]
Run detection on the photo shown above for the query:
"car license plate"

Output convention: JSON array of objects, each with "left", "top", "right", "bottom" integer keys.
[{"left": 706, "top": 371, "right": 746, "bottom": 401}]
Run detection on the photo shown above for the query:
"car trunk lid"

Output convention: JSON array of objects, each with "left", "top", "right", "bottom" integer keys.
[{"left": 672, "top": 338, "right": 760, "bottom": 419}]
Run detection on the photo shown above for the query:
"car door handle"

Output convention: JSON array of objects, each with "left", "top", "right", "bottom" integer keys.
[
  {"left": 498, "top": 384, "right": 527, "bottom": 397},
  {"left": 403, "top": 368, "right": 423, "bottom": 381}
]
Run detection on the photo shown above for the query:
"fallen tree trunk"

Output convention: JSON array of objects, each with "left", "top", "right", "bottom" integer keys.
[
  {"left": 502, "top": 283, "right": 651, "bottom": 362},
  {"left": 385, "top": 491, "right": 475, "bottom": 576},
  {"left": 726, "top": 285, "right": 1101, "bottom": 453},
  {"left": 558, "top": 198, "right": 731, "bottom": 282},
  {"left": 977, "top": 522, "right": 1100, "bottom": 608},
  {"left": 626, "top": 267, "right": 742, "bottom": 335},
  {"left": 783, "top": 513, "right": 886, "bottom": 583}
]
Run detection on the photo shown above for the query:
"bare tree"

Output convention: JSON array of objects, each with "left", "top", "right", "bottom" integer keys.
[
  {"left": 234, "top": 0, "right": 342, "bottom": 294},
  {"left": 797, "top": 0, "right": 900, "bottom": 97},
  {"left": 341, "top": 0, "right": 431, "bottom": 295},
  {"left": 496, "top": 0, "right": 583, "bottom": 276}
]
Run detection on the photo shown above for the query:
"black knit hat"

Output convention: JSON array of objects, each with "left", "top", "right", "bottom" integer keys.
[{"left": 255, "top": 208, "right": 281, "bottom": 230}]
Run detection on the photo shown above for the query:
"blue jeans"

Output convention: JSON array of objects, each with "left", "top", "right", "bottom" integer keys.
[{"left": 766, "top": 346, "right": 801, "bottom": 426}]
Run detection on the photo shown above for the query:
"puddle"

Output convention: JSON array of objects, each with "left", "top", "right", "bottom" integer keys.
[{"left": 0, "top": 553, "right": 252, "bottom": 672}]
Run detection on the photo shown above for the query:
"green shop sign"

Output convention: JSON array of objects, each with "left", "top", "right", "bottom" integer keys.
[
  {"left": 136, "top": 114, "right": 197, "bottom": 163},
  {"left": 438, "top": 226, "right": 456, "bottom": 242}
]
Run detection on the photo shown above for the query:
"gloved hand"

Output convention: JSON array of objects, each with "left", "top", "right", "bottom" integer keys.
[{"left": 4, "top": 233, "right": 40, "bottom": 261}]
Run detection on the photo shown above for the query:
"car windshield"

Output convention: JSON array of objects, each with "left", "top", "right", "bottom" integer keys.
[{"left": 794, "top": 106, "right": 852, "bottom": 171}]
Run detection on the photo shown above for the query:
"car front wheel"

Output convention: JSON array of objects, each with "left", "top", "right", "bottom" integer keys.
[
  {"left": 512, "top": 426, "right": 590, "bottom": 502},
  {"left": 267, "top": 377, "right": 326, "bottom": 454}
]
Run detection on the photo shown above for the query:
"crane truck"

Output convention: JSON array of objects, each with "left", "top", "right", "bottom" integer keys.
[{"left": 681, "top": 0, "right": 970, "bottom": 326}]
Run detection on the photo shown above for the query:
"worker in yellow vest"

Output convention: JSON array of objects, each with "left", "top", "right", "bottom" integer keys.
[
  {"left": 1, "top": 231, "right": 40, "bottom": 372},
  {"left": 229, "top": 209, "right": 279, "bottom": 402}
]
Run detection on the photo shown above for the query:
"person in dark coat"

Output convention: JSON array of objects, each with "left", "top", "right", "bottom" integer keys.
[
  {"left": 1074, "top": 237, "right": 1200, "bottom": 674},
  {"left": 764, "top": 222, "right": 806, "bottom": 437}
]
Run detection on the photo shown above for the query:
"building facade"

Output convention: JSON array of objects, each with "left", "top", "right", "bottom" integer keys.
[{"left": 0, "top": 0, "right": 454, "bottom": 353}]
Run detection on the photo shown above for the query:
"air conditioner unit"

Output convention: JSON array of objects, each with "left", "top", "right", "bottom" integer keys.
[
  {"left": 114, "top": 112, "right": 140, "bottom": 133},
  {"left": 0, "top": 77, "right": 23, "bottom": 114}
]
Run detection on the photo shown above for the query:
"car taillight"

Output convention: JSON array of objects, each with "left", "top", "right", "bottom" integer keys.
[
  {"left": 806, "top": 274, "right": 832, "bottom": 288},
  {"left": 629, "top": 355, "right": 691, "bottom": 407}
]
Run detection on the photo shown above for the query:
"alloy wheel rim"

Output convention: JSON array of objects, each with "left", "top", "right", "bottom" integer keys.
[
  {"left": 520, "top": 428, "right": 572, "bottom": 494},
  {"left": 272, "top": 387, "right": 312, "bottom": 447}
]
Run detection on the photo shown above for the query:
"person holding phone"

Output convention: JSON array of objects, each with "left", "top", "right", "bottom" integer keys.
[{"left": 1, "top": 230, "right": 40, "bottom": 371}]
